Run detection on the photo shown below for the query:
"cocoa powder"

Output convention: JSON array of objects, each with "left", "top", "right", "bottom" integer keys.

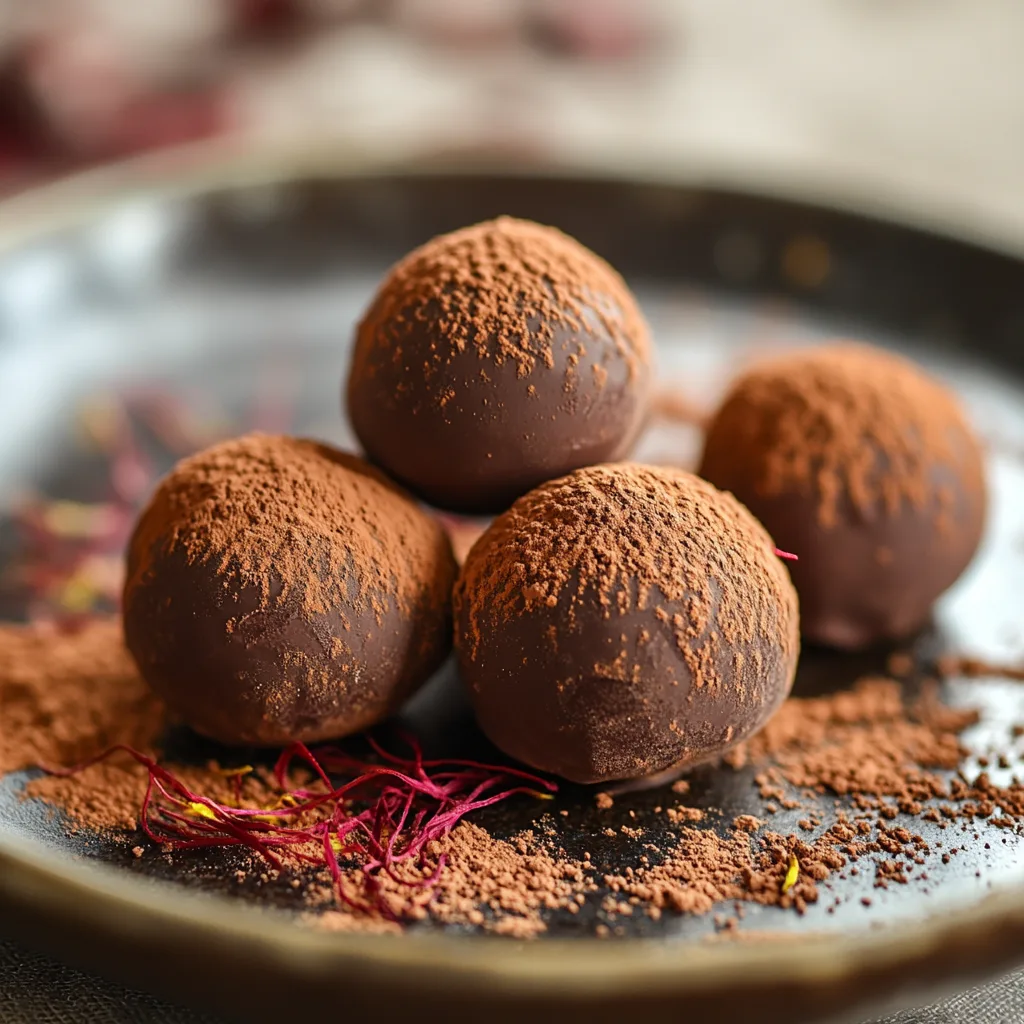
[
  {"left": 3, "top": 617, "right": 1023, "bottom": 937},
  {"left": 354, "top": 216, "right": 650, "bottom": 391},
  {"left": 127, "top": 433, "right": 453, "bottom": 624},
  {"left": 0, "top": 619, "right": 157, "bottom": 776},
  {"left": 702, "top": 343, "right": 980, "bottom": 528},
  {"left": 312, "top": 822, "right": 596, "bottom": 938},
  {"left": 456, "top": 464, "right": 799, "bottom": 693},
  {"left": 725, "top": 677, "right": 976, "bottom": 803},
  {"left": 937, "top": 654, "right": 1024, "bottom": 682},
  {"left": 0, "top": 620, "right": 287, "bottom": 831}
]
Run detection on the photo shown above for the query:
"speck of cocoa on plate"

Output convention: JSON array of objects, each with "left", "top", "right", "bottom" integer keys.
[{"left": 936, "top": 654, "right": 1024, "bottom": 682}]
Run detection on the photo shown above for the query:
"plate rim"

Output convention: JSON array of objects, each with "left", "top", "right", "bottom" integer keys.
[{"left": 2, "top": 135, "right": 1024, "bottom": 261}]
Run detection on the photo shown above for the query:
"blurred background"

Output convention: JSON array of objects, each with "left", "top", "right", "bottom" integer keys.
[
  {"left": 1, "top": 0, "right": 1023, "bottom": 249},
  {"left": 2, "top": 0, "right": 1024, "bottom": 628}
]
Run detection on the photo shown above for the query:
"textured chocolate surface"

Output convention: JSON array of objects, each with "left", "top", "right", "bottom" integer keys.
[
  {"left": 454, "top": 464, "right": 800, "bottom": 783},
  {"left": 123, "top": 437, "right": 456, "bottom": 746},
  {"left": 699, "top": 344, "right": 987, "bottom": 650},
  {"left": 347, "top": 217, "right": 651, "bottom": 513}
]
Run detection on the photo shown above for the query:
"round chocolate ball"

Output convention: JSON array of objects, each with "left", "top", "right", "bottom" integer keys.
[
  {"left": 454, "top": 464, "right": 800, "bottom": 784},
  {"left": 699, "top": 343, "right": 987, "bottom": 650},
  {"left": 347, "top": 216, "right": 652, "bottom": 514},
  {"left": 123, "top": 434, "right": 457, "bottom": 746}
]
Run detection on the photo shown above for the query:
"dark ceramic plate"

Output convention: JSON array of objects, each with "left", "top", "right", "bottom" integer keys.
[{"left": 1, "top": 152, "right": 1024, "bottom": 1024}]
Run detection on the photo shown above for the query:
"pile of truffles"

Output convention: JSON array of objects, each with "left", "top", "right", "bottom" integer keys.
[{"left": 123, "top": 216, "right": 988, "bottom": 783}]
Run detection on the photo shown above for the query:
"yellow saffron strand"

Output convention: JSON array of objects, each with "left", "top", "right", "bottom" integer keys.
[
  {"left": 782, "top": 854, "right": 799, "bottom": 893},
  {"left": 184, "top": 802, "right": 217, "bottom": 821}
]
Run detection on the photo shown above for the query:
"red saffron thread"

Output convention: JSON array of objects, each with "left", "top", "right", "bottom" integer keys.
[
  {"left": 774, "top": 548, "right": 799, "bottom": 562},
  {"left": 41, "top": 734, "right": 557, "bottom": 919}
]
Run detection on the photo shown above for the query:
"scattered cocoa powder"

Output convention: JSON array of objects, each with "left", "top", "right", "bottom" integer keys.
[
  {"left": 0, "top": 619, "right": 295, "bottom": 831},
  {"left": 5, "top": 618, "right": 1024, "bottom": 938},
  {"left": 307, "top": 822, "right": 596, "bottom": 938},
  {"left": 936, "top": 654, "right": 1024, "bottom": 682},
  {"left": 595, "top": 672, "right": 1024, "bottom": 925},
  {"left": 665, "top": 806, "right": 704, "bottom": 824},
  {"left": 0, "top": 619, "right": 160, "bottom": 779},
  {"left": 724, "top": 677, "right": 976, "bottom": 804},
  {"left": 0, "top": 620, "right": 168, "bottom": 829},
  {"left": 605, "top": 825, "right": 832, "bottom": 917},
  {"left": 732, "top": 815, "right": 762, "bottom": 832},
  {"left": 415, "top": 823, "right": 594, "bottom": 933}
]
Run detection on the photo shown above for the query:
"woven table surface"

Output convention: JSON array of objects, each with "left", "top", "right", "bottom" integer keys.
[{"left": 2, "top": 936, "right": 1023, "bottom": 1024}]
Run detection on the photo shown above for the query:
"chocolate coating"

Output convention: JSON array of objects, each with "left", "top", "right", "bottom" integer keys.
[
  {"left": 454, "top": 464, "right": 800, "bottom": 784},
  {"left": 699, "top": 343, "right": 987, "bottom": 649},
  {"left": 123, "top": 435, "right": 457, "bottom": 746},
  {"left": 347, "top": 217, "right": 651, "bottom": 514}
]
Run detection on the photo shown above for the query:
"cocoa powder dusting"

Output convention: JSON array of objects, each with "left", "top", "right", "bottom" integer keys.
[
  {"left": 0, "top": 620, "right": 290, "bottom": 831},
  {"left": 5, "top": 618, "right": 1024, "bottom": 937},
  {"left": 313, "top": 823, "right": 596, "bottom": 938},
  {"left": 605, "top": 677, "right": 1008, "bottom": 922},
  {"left": 128, "top": 433, "right": 451, "bottom": 624},
  {"left": 704, "top": 343, "right": 979, "bottom": 527},
  {"left": 457, "top": 464, "right": 798, "bottom": 695},
  {"left": 355, "top": 216, "right": 650, "bottom": 392},
  {"left": 937, "top": 654, "right": 1024, "bottom": 682},
  {"left": 725, "top": 678, "right": 976, "bottom": 803},
  {"left": 0, "top": 620, "right": 166, "bottom": 829}
]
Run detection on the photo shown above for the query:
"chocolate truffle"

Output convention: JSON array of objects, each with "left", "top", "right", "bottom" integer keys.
[
  {"left": 454, "top": 464, "right": 799, "bottom": 784},
  {"left": 347, "top": 216, "right": 652, "bottom": 514},
  {"left": 699, "top": 343, "right": 987, "bottom": 649},
  {"left": 123, "top": 434, "right": 457, "bottom": 746}
]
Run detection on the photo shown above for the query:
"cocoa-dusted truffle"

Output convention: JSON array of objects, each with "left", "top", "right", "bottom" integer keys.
[
  {"left": 347, "top": 217, "right": 652, "bottom": 514},
  {"left": 454, "top": 464, "right": 799, "bottom": 784},
  {"left": 123, "top": 434, "right": 457, "bottom": 746},
  {"left": 699, "top": 343, "right": 987, "bottom": 650}
]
